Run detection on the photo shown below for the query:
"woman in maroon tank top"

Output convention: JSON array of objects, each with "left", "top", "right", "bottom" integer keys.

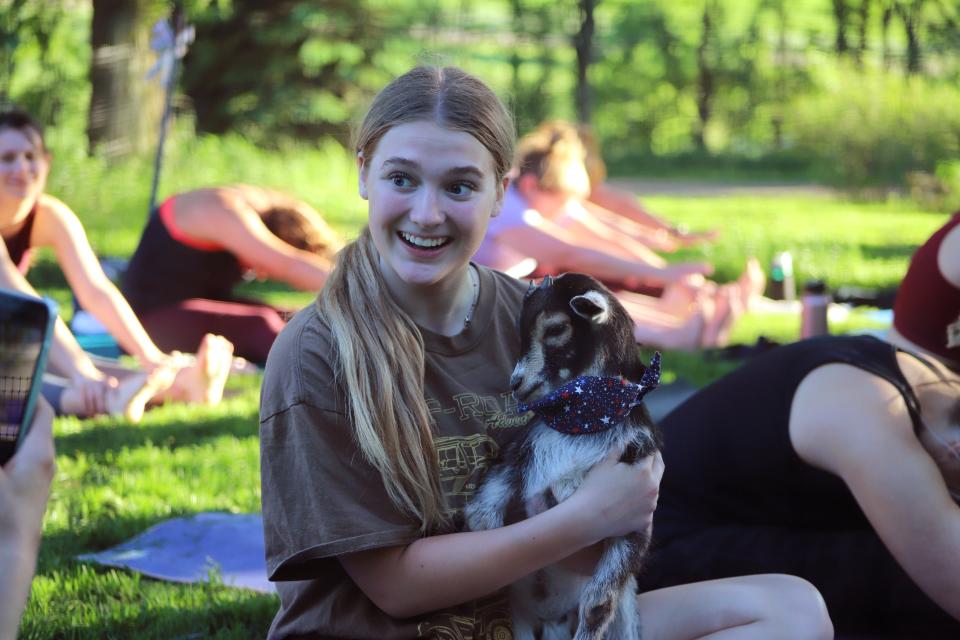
[{"left": 0, "top": 108, "right": 235, "bottom": 420}]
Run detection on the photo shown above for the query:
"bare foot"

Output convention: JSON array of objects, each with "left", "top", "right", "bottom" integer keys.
[
  {"left": 736, "top": 257, "right": 766, "bottom": 311},
  {"left": 701, "top": 284, "right": 744, "bottom": 348},
  {"left": 105, "top": 365, "right": 177, "bottom": 424},
  {"left": 166, "top": 334, "right": 236, "bottom": 406}
]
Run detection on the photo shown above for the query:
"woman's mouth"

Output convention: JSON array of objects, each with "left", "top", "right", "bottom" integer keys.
[{"left": 398, "top": 231, "right": 452, "bottom": 251}]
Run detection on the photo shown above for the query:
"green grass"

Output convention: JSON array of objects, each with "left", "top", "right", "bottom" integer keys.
[{"left": 20, "top": 134, "right": 950, "bottom": 638}]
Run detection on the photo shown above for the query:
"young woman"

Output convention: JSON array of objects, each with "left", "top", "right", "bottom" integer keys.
[
  {"left": 474, "top": 123, "right": 764, "bottom": 350},
  {"left": 121, "top": 184, "right": 343, "bottom": 365},
  {"left": 640, "top": 214, "right": 960, "bottom": 637},
  {"left": 0, "top": 109, "right": 234, "bottom": 420},
  {"left": 259, "top": 65, "right": 832, "bottom": 639}
]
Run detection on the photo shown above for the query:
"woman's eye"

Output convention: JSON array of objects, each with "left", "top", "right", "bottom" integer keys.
[
  {"left": 389, "top": 173, "right": 413, "bottom": 188},
  {"left": 449, "top": 182, "right": 475, "bottom": 197}
]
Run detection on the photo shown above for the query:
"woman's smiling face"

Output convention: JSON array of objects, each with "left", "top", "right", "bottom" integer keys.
[
  {"left": 0, "top": 127, "right": 49, "bottom": 214},
  {"left": 359, "top": 120, "right": 504, "bottom": 295}
]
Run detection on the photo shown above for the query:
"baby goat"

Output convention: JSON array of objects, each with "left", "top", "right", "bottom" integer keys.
[{"left": 465, "top": 273, "right": 662, "bottom": 640}]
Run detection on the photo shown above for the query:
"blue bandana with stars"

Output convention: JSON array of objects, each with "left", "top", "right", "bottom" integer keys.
[{"left": 517, "top": 352, "right": 662, "bottom": 435}]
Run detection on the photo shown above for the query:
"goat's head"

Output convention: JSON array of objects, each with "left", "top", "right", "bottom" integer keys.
[{"left": 511, "top": 273, "right": 643, "bottom": 403}]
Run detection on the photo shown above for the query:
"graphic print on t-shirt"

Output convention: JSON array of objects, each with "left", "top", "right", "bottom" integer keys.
[{"left": 417, "top": 591, "right": 513, "bottom": 640}]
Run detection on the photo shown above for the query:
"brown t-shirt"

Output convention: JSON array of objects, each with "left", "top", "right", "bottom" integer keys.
[{"left": 260, "top": 265, "right": 531, "bottom": 639}]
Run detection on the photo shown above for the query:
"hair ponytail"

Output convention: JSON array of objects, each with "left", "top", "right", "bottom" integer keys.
[
  {"left": 318, "top": 66, "right": 513, "bottom": 532},
  {"left": 318, "top": 228, "right": 448, "bottom": 532}
]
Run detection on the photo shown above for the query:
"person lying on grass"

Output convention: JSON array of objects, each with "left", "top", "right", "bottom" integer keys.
[
  {"left": 120, "top": 184, "right": 343, "bottom": 366},
  {"left": 0, "top": 108, "right": 233, "bottom": 421}
]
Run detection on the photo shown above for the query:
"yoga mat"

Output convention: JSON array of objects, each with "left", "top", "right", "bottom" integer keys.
[{"left": 77, "top": 512, "right": 275, "bottom": 593}]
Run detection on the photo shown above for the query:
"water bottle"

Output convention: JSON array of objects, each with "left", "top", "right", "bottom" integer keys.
[
  {"left": 768, "top": 252, "right": 796, "bottom": 301},
  {"left": 800, "top": 279, "right": 830, "bottom": 339}
]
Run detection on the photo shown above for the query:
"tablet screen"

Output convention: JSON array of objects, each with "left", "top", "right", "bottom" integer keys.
[{"left": 0, "top": 300, "right": 48, "bottom": 461}]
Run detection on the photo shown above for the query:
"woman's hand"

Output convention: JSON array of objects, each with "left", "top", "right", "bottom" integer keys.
[
  {"left": 0, "top": 400, "right": 56, "bottom": 640},
  {"left": 69, "top": 373, "right": 117, "bottom": 417},
  {"left": 568, "top": 449, "right": 664, "bottom": 542}
]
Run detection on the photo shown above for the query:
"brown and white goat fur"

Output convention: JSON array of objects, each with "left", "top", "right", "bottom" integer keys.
[{"left": 465, "top": 273, "right": 662, "bottom": 640}]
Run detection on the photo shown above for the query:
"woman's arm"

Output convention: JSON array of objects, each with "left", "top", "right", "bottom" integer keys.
[
  {"left": 0, "top": 401, "right": 55, "bottom": 640},
  {"left": 0, "top": 230, "right": 102, "bottom": 381},
  {"left": 588, "top": 183, "right": 719, "bottom": 249},
  {"left": 202, "top": 203, "right": 334, "bottom": 291},
  {"left": 791, "top": 364, "right": 960, "bottom": 621},
  {"left": 497, "top": 220, "right": 710, "bottom": 287},
  {"left": 340, "top": 451, "right": 663, "bottom": 618},
  {"left": 556, "top": 202, "right": 668, "bottom": 267},
  {"left": 34, "top": 195, "right": 167, "bottom": 368}
]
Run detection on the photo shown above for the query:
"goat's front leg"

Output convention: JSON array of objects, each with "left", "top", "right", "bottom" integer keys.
[
  {"left": 573, "top": 531, "right": 649, "bottom": 640},
  {"left": 465, "top": 462, "right": 519, "bottom": 532}
]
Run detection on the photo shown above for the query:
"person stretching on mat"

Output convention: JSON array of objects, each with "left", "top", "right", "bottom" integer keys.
[{"left": 120, "top": 184, "right": 343, "bottom": 365}]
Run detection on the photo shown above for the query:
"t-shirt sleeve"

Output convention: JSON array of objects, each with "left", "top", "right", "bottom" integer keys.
[
  {"left": 261, "top": 401, "right": 421, "bottom": 581},
  {"left": 260, "top": 309, "right": 424, "bottom": 582}
]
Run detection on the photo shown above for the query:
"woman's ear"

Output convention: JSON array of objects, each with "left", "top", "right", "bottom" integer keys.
[
  {"left": 492, "top": 175, "right": 510, "bottom": 218},
  {"left": 357, "top": 152, "right": 368, "bottom": 200}
]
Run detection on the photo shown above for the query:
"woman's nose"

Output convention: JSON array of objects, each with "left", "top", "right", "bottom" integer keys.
[{"left": 410, "top": 189, "right": 444, "bottom": 226}]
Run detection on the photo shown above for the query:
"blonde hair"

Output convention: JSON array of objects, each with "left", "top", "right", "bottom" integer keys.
[
  {"left": 516, "top": 120, "right": 591, "bottom": 198},
  {"left": 318, "top": 66, "right": 514, "bottom": 532}
]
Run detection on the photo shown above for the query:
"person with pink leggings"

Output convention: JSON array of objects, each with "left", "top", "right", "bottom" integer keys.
[{"left": 121, "top": 185, "right": 343, "bottom": 365}]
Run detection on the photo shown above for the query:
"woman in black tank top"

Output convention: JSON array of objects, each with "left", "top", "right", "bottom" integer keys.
[{"left": 640, "top": 333, "right": 960, "bottom": 637}]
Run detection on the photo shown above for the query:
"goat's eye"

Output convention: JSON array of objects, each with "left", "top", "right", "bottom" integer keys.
[{"left": 543, "top": 324, "right": 567, "bottom": 338}]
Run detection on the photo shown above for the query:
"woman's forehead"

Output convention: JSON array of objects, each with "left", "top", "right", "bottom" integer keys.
[
  {"left": 0, "top": 126, "right": 44, "bottom": 152},
  {"left": 372, "top": 121, "right": 495, "bottom": 175}
]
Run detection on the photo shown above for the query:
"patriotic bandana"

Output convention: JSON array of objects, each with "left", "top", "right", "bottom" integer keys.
[{"left": 517, "top": 352, "right": 662, "bottom": 435}]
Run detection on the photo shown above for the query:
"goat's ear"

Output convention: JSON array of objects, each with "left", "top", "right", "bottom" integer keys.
[{"left": 570, "top": 290, "right": 611, "bottom": 323}]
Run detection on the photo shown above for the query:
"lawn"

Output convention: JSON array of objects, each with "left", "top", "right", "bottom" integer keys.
[{"left": 20, "top": 135, "right": 951, "bottom": 638}]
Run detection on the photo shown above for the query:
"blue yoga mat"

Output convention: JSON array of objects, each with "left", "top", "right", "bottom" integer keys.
[{"left": 77, "top": 512, "right": 275, "bottom": 593}]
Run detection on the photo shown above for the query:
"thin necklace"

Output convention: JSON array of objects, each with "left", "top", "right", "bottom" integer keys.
[{"left": 463, "top": 265, "right": 479, "bottom": 330}]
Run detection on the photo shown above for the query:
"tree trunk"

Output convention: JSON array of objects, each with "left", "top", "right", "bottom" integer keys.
[
  {"left": 573, "top": 0, "right": 596, "bottom": 125},
  {"left": 694, "top": 3, "right": 714, "bottom": 152},
  {"left": 854, "top": 0, "right": 871, "bottom": 65},
  {"left": 832, "top": 0, "right": 850, "bottom": 55},
  {"left": 898, "top": 1, "right": 923, "bottom": 74},
  {"left": 87, "top": 0, "right": 166, "bottom": 157}
]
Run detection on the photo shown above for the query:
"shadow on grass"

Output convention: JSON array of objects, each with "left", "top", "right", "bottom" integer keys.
[
  {"left": 55, "top": 411, "right": 259, "bottom": 460},
  {"left": 40, "top": 509, "right": 211, "bottom": 565},
  {"left": 22, "top": 577, "right": 277, "bottom": 640},
  {"left": 860, "top": 243, "right": 921, "bottom": 261}
]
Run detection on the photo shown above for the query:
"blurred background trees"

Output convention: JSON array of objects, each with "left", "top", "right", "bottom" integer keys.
[{"left": 2, "top": 0, "right": 959, "bottom": 198}]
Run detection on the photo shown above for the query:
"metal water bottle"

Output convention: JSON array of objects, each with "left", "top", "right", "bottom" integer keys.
[
  {"left": 800, "top": 279, "right": 830, "bottom": 339},
  {"left": 768, "top": 252, "right": 796, "bottom": 301}
]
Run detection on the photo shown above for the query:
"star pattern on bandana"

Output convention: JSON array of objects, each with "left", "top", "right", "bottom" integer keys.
[{"left": 517, "top": 352, "right": 662, "bottom": 435}]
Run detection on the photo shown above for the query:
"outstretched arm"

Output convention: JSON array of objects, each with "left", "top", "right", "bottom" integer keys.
[
  {"left": 34, "top": 195, "right": 166, "bottom": 369},
  {"left": 588, "top": 183, "right": 719, "bottom": 250},
  {"left": 0, "top": 229, "right": 102, "bottom": 381},
  {"left": 497, "top": 219, "right": 710, "bottom": 288}
]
